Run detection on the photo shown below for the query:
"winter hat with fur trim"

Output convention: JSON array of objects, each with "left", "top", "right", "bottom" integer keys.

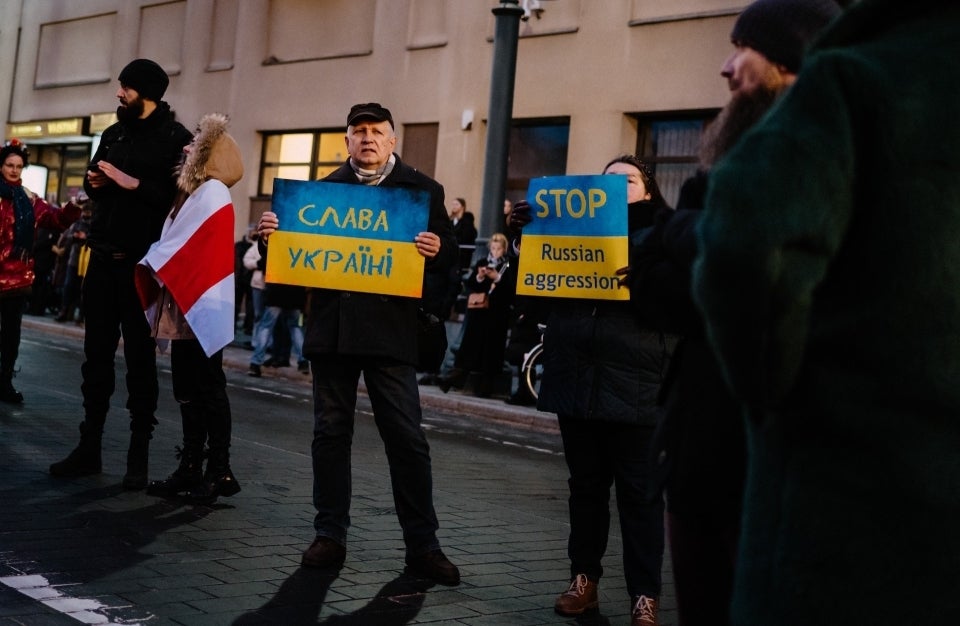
[
  {"left": 178, "top": 113, "right": 243, "bottom": 194},
  {"left": 731, "top": 0, "right": 842, "bottom": 73}
]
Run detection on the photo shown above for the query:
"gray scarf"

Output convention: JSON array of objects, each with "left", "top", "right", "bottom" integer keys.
[{"left": 350, "top": 154, "right": 396, "bottom": 185}]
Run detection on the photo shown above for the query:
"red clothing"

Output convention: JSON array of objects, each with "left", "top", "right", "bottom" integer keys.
[{"left": 0, "top": 192, "right": 79, "bottom": 294}]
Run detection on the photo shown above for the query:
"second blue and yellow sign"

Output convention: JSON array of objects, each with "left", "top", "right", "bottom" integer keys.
[{"left": 516, "top": 174, "right": 629, "bottom": 301}]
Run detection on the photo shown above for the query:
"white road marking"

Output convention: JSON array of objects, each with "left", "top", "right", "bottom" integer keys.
[{"left": 1, "top": 573, "right": 150, "bottom": 624}]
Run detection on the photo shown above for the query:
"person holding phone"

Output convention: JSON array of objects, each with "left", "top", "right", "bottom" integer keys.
[
  {"left": 49, "top": 58, "right": 192, "bottom": 489},
  {"left": 437, "top": 232, "right": 515, "bottom": 397}
]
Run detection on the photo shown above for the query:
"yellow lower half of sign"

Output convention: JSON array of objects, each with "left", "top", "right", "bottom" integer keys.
[
  {"left": 516, "top": 234, "right": 629, "bottom": 300},
  {"left": 265, "top": 231, "right": 424, "bottom": 298}
]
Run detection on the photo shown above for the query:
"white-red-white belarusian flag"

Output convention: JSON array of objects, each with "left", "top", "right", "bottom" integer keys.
[{"left": 136, "top": 180, "right": 236, "bottom": 356}]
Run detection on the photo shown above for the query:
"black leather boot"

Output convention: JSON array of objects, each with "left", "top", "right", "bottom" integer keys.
[
  {"left": 50, "top": 421, "right": 103, "bottom": 477},
  {"left": 187, "top": 448, "right": 240, "bottom": 505},
  {"left": 148, "top": 403, "right": 206, "bottom": 497},
  {"left": 186, "top": 388, "right": 239, "bottom": 504},
  {"left": 0, "top": 368, "right": 23, "bottom": 404},
  {"left": 436, "top": 368, "right": 467, "bottom": 393},
  {"left": 122, "top": 432, "right": 151, "bottom": 490},
  {"left": 146, "top": 445, "right": 204, "bottom": 497}
]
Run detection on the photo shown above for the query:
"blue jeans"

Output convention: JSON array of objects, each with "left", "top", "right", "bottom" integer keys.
[
  {"left": 309, "top": 355, "right": 440, "bottom": 557},
  {"left": 558, "top": 415, "right": 664, "bottom": 600},
  {"left": 250, "top": 306, "right": 303, "bottom": 365}
]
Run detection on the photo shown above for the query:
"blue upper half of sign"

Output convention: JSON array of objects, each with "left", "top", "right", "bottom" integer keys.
[
  {"left": 272, "top": 178, "right": 429, "bottom": 243},
  {"left": 523, "top": 175, "right": 628, "bottom": 237}
]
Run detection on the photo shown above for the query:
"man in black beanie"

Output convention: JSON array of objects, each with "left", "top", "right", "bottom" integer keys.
[
  {"left": 49, "top": 58, "right": 192, "bottom": 489},
  {"left": 622, "top": 0, "right": 839, "bottom": 624},
  {"left": 693, "top": 0, "right": 960, "bottom": 622},
  {"left": 699, "top": 0, "right": 842, "bottom": 169}
]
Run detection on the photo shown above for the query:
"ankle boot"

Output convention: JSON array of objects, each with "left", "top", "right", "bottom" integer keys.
[
  {"left": 437, "top": 368, "right": 467, "bottom": 393},
  {"left": 50, "top": 422, "right": 102, "bottom": 477},
  {"left": 187, "top": 448, "right": 240, "bottom": 504},
  {"left": 0, "top": 368, "right": 23, "bottom": 404},
  {"left": 122, "top": 433, "right": 151, "bottom": 490},
  {"left": 147, "top": 445, "right": 204, "bottom": 497}
]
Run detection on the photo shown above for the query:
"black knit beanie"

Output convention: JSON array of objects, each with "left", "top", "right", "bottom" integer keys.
[
  {"left": 731, "top": 0, "right": 842, "bottom": 72},
  {"left": 118, "top": 58, "right": 169, "bottom": 102}
]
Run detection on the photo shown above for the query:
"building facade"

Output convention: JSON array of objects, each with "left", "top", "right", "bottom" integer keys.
[{"left": 1, "top": 0, "right": 741, "bottom": 238}]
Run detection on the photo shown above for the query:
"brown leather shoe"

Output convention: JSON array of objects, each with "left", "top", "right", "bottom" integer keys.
[
  {"left": 405, "top": 549, "right": 461, "bottom": 586},
  {"left": 301, "top": 537, "right": 346, "bottom": 569},
  {"left": 631, "top": 595, "right": 659, "bottom": 626},
  {"left": 554, "top": 573, "right": 599, "bottom": 616}
]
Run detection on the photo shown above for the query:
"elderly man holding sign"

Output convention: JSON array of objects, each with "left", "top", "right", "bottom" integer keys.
[{"left": 257, "top": 103, "right": 460, "bottom": 585}]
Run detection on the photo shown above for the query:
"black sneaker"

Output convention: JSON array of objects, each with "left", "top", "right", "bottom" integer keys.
[
  {"left": 248, "top": 363, "right": 262, "bottom": 377},
  {"left": 298, "top": 360, "right": 310, "bottom": 374},
  {"left": 405, "top": 549, "right": 460, "bottom": 586}
]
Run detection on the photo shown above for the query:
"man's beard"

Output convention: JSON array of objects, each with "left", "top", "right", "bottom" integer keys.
[
  {"left": 116, "top": 96, "right": 146, "bottom": 124},
  {"left": 699, "top": 85, "right": 782, "bottom": 168}
]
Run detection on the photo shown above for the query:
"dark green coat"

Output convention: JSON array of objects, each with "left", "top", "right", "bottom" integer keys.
[{"left": 692, "top": 0, "right": 960, "bottom": 622}]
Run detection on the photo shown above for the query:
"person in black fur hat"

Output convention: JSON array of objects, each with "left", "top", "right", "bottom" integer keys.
[
  {"left": 729, "top": 0, "right": 843, "bottom": 73},
  {"left": 623, "top": 0, "right": 840, "bottom": 623},
  {"left": 694, "top": 0, "right": 960, "bottom": 622}
]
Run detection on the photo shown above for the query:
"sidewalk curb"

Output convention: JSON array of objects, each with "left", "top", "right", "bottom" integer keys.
[{"left": 23, "top": 314, "right": 558, "bottom": 435}]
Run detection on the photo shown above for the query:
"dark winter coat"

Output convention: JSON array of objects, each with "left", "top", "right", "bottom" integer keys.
[
  {"left": 454, "top": 251, "right": 515, "bottom": 375},
  {"left": 629, "top": 194, "right": 745, "bottom": 514},
  {"left": 84, "top": 101, "right": 192, "bottom": 261},
  {"left": 301, "top": 155, "right": 457, "bottom": 365},
  {"left": 538, "top": 200, "right": 676, "bottom": 425},
  {"left": 692, "top": 0, "right": 960, "bottom": 622}
]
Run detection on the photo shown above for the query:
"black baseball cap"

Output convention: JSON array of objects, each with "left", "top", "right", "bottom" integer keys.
[{"left": 347, "top": 103, "right": 394, "bottom": 128}]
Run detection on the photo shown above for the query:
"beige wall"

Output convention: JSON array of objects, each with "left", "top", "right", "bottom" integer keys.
[{"left": 4, "top": 0, "right": 743, "bottom": 238}]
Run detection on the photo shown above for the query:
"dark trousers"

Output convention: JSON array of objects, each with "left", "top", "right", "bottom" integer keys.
[
  {"left": 0, "top": 294, "right": 26, "bottom": 371},
  {"left": 558, "top": 415, "right": 664, "bottom": 599},
  {"left": 171, "top": 339, "right": 231, "bottom": 451},
  {"left": 667, "top": 509, "right": 739, "bottom": 626},
  {"left": 309, "top": 354, "right": 440, "bottom": 557},
  {"left": 80, "top": 255, "right": 158, "bottom": 434}
]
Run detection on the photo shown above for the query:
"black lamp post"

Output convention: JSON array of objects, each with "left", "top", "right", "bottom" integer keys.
[{"left": 478, "top": 0, "right": 524, "bottom": 238}]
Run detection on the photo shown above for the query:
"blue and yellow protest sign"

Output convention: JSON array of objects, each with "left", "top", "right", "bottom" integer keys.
[
  {"left": 265, "top": 178, "right": 429, "bottom": 298},
  {"left": 515, "top": 174, "right": 629, "bottom": 300}
]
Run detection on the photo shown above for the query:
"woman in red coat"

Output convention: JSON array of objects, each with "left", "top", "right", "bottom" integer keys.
[{"left": 0, "top": 139, "right": 79, "bottom": 402}]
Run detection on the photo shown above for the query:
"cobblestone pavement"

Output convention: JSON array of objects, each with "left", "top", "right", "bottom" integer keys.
[{"left": 0, "top": 316, "right": 676, "bottom": 625}]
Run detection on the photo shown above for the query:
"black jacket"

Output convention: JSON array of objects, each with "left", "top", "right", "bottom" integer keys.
[
  {"left": 537, "top": 200, "right": 677, "bottom": 426},
  {"left": 302, "top": 156, "right": 457, "bottom": 364},
  {"left": 628, "top": 175, "right": 745, "bottom": 512},
  {"left": 84, "top": 102, "right": 192, "bottom": 260}
]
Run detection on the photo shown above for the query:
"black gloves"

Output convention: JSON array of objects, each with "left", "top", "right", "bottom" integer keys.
[{"left": 507, "top": 199, "right": 532, "bottom": 235}]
